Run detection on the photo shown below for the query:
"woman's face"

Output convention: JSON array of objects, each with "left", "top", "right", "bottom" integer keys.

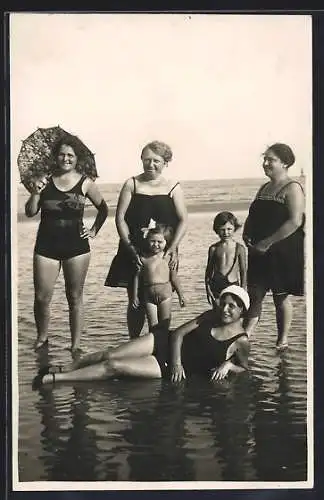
[
  {"left": 262, "top": 149, "right": 286, "bottom": 179},
  {"left": 141, "top": 148, "right": 166, "bottom": 179},
  {"left": 56, "top": 144, "right": 77, "bottom": 173},
  {"left": 219, "top": 294, "right": 244, "bottom": 324}
]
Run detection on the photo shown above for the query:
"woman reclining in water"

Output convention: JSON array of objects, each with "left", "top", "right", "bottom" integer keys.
[{"left": 32, "top": 285, "right": 250, "bottom": 388}]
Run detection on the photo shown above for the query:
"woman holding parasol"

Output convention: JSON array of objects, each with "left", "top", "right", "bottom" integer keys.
[{"left": 20, "top": 128, "right": 108, "bottom": 352}]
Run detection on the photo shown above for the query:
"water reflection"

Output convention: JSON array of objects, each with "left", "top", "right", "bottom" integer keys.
[
  {"left": 18, "top": 213, "right": 308, "bottom": 482},
  {"left": 252, "top": 353, "right": 307, "bottom": 481}
]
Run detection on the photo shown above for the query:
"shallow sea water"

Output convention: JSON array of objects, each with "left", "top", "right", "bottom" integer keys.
[{"left": 16, "top": 211, "right": 309, "bottom": 483}]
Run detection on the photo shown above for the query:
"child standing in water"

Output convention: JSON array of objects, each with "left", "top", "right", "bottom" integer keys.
[
  {"left": 205, "top": 212, "right": 247, "bottom": 306},
  {"left": 132, "top": 224, "right": 186, "bottom": 329}
]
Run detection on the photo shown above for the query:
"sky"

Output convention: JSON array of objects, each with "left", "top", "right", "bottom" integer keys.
[{"left": 10, "top": 13, "right": 312, "bottom": 183}]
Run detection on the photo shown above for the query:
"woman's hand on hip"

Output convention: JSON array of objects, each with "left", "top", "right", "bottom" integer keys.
[
  {"left": 250, "top": 239, "right": 271, "bottom": 254},
  {"left": 80, "top": 225, "right": 96, "bottom": 239},
  {"left": 170, "top": 363, "right": 186, "bottom": 383}
]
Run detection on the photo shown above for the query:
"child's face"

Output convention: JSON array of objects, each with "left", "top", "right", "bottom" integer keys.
[
  {"left": 147, "top": 233, "right": 167, "bottom": 253},
  {"left": 216, "top": 221, "right": 235, "bottom": 240}
]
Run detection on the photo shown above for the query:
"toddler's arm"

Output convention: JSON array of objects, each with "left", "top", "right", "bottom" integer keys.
[{"left": 170, "top": 269, "right": 186, "bottom": 308}]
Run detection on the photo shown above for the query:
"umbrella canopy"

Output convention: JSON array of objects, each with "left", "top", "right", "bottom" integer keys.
[{"left": 17, "top": 126, "right": 98, "bottom": 191}]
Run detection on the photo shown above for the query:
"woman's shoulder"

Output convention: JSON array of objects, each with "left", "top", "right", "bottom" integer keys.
[
  {"left": 198, "top": 308, "right": 219, "bottom": 325},
  {"left": 280, "top": 179, "right": 305, "bottom": 196}
]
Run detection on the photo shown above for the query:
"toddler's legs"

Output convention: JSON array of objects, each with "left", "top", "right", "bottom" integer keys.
[
  {"left": 145, "top": 302, "right": 159, "bottom": 329},
  {"left": 158, "top": 298, "right": 172, "bottom": 327}
]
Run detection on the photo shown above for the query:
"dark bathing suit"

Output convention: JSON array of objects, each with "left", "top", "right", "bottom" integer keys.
[
  {"left": 247, "top": 181, "right": 304, "bottom": 295},
  {"left": 105, "top": 177, "right": 180, "bottom": 288},
  {"left": 34, "top": 176, "right": 90, "bottom": 260},
  {"left": 209, "top": 242, "right": 240, "bottom": 296},
  {"left": 151, "top": 319, "right": 249, "bottom": 379}
]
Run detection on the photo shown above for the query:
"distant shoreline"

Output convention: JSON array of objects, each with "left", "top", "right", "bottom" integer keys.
[{"left": 17, "top": 201, "right": 250, "bottom": 223}]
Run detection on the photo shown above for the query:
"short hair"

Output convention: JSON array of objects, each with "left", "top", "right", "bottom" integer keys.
[
  {"left": 266, "top": 143, "right": 295, "bottom": 168},
  {"left": 141, "top": 141, "right": 173, "bottom": 162},
  {"left": 51, "top": 136, "right": 83, "bottom": 160},
  {"left": 146, "top": 224, "right": 174, "bottom": 245},
  {"left": 213, "top": 211, "right": 241, "bottom": 233}
]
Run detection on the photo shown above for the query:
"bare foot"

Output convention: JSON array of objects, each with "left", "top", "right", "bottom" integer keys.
[
  {"left": 276, "top": 341, "right": 289, "bottom": 351},
  {"left": 34, "top": 338, "right": 48, "bottom": 351}
]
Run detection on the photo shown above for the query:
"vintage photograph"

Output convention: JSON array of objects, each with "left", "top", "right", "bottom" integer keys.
[{"left": 10, "top": 12, "right": 312, "bottom": 489}]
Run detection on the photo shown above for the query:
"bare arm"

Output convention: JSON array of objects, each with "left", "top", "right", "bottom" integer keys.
[
  {"left": 211, "top": 335, "right": 250, "bottom": 380},
  {"left": 132, "top": 268, "right": 141, "bottom": 308},
  {"left": 242, "top": 215, "right": 252, "bottom": 246},
  {"left": 253, "top": 183, "right": 305, "bottom": 252},
  {"left": 115, "top": 178, "right": 142, "bottom": 267},
  {"left": 170, "top": 269, "right": 185, "bottom": 307},
  {"left": 164, "top": 184, "right": 188, "bottom": 269},
  {"left": 25, "top": 193, "right": 41, "bottom": 217},
  {"left": 82, "top": 180, "right": 108, "bottom": 238},
  {"left": 205, "top": 246, "right": 216, "bottom": 305},
  {"left": 237, "top": 244, "right": 247, "bottom": 289},
  {"left": 24, "top": 178, "right": 48, "bottom": 217}
]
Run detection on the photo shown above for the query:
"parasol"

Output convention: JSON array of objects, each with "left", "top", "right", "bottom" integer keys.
[{"left": 17, "top": 126, "right": 98, "bottom": 192}]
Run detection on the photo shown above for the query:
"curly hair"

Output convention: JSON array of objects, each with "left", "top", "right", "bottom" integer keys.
[
  {"left": 266, "top": 143, "right": 295, "bottom": 168},
  {"left": 141, "top": 141, "right": 173, "bottom": 162},
  {"left": 52, "top": 136, "right": 83, "bottom": 160},
  {"left": 213, "top": 211, "right": 241, "bottom": 233}
]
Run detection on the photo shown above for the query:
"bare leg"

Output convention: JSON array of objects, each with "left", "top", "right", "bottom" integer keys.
[
  {"left": 127, "top": 286, "right": 146, "bottom": 338},
  {"left": 62, "top": 253, "right": 91, "bottom": 351},
  {"left": 33, "top": 254, "right": 61, "bottom": 349},
  {"left": 244, "top": 285, "right": 267, "bottom": 337},
  {"left": 157, "top": 298, "right": 172, "bottom": 327},
  {"left": 273, "top": 293, "right": 292, "bottom": 349},
  {"left": 110, "top": 356, "right": 162, "bottom": 378},
  {"left": 42, "top": 360, "right": 113, "bottom": 384},
  {"left": 49, "top": 332, "right": 156, "bottom": 373},
  {"left": 145, "top": 302, "right": 159, "bottom": 329},
  {"left": 41, "top": 344, "right": 162, "bottom": 385}
]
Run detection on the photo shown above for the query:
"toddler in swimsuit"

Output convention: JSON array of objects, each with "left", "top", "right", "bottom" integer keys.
[
  {"left": 205, "top": 211, "right": 247, "bottom": 306},
  {"left": 132, "top": 224, "right": 186, "bottom": 329}
]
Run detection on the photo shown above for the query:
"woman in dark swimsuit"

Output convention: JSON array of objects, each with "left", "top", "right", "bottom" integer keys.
[
  {"left": 32, "top": 285, "right": 250, "bottom": 388},
  {"left": 25, "top": 137, "right": 108, "bottom": 352},
  {"left": 243, "top": 143, "right": 305, "bottom": 349},
  {"left": 105, "top": 141, "right": 188, "bottom": 338}
]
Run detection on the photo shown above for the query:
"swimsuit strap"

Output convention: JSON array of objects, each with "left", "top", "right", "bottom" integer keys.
[
  {"left": 168, "top": 182, "right": 180, "bottom": 196},
  {"left": 256, "top": 182, "right": 270, "bottom": 197},
  {"left": 275, "top": 180, "right": 305, "bottom": 197},
  {"left": 225, "top": 242, "right": 239, "bottom": 277},
  {"left": 132, "top": 176, "right": 137, "bottom": 194}
]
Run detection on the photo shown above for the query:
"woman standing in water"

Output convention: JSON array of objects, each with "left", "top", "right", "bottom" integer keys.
[
  {"left": 32, "top": 285, "right": 250, "bottom": 387},
  {"left": 243, "top": 143, "right": 305, "bottom": 349},
  {"left": 25, "top": 137, "right": 108, "bottom": 352},
  {"left": 105, "top": 140, "right": 188, "bottom": 338}
]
